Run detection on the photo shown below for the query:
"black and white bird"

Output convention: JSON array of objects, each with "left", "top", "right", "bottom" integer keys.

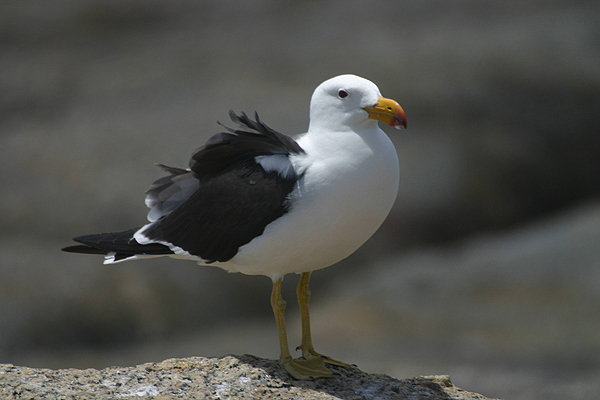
[{"left": 63, "top": 74, "right": 407, "bottom": 380}]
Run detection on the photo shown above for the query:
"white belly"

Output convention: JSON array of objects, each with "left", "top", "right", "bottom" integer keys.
[{"left": 213, "top": 128, "right": 399, "bottom": 279}]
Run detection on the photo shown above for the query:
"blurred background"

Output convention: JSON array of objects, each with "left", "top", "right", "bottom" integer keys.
[{"left": 1, "top": 1, "right": 599, "bottom": 399}]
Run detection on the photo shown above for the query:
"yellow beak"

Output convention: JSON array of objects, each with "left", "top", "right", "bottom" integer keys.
[{"left": 363, "top": 97, "right": 407, "bottom": 129}]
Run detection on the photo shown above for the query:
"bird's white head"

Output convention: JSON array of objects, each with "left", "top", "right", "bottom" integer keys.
[{"left": 308, "top": 74, "right": 407, "bottom": 133}]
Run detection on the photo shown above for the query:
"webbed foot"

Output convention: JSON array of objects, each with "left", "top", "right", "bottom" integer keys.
[
  {"left": 297, "top": 345, "right": 354, "bottom": 368},
  {"left": 281, "top": 356, "right": 334, "bottom": 380}
]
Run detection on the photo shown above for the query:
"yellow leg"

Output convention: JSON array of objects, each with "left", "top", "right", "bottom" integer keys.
[
  {"left": 296, "top": 272, "right": 352, "bottom": 368},
  {"left": 270, "top": 278, "right": 332, "bottom": 380}
]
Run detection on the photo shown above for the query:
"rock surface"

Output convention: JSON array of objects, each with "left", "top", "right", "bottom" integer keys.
[{"left": 0, "top": 355, "right": 496, "bottom": 400}]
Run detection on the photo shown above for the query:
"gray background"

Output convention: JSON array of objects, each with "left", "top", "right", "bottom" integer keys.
[{"left": 1, "top": 1, "right": 599, "bottom": 399}]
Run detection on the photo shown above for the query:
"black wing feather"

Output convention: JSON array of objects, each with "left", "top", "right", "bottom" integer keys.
[
  {"left": 189, "top": 111, "right": 304, "bottom": 180},
  {"left": 62, "top": 228, "right": 173, "bottom": 257}
]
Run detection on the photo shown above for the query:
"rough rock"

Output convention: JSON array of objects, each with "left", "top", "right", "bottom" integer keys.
[{"left": 0, "top": 355, "right": 497, "bottom": 400}]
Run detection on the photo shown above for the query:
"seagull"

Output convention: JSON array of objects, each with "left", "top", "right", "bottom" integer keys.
[{"left": 63, "top": 74, "right": 407, "bottom": 379}]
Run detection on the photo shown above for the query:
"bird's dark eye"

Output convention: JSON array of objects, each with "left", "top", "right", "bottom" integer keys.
[{"left": 338, "top": 89, "right": 348, "bottom": 99}]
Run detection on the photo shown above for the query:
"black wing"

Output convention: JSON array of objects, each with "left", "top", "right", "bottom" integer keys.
[{"left": 136, "top": 111, "right": 305, "bottom": 263}]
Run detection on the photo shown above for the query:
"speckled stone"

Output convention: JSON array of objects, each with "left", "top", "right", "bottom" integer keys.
[{"left": 0, "top": 355, "right": 497, "bottom": 399}]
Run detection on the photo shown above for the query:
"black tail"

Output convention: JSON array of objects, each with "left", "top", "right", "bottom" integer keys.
[{"left": 62, "top": 227, "right": 174, "bottom": 262}]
